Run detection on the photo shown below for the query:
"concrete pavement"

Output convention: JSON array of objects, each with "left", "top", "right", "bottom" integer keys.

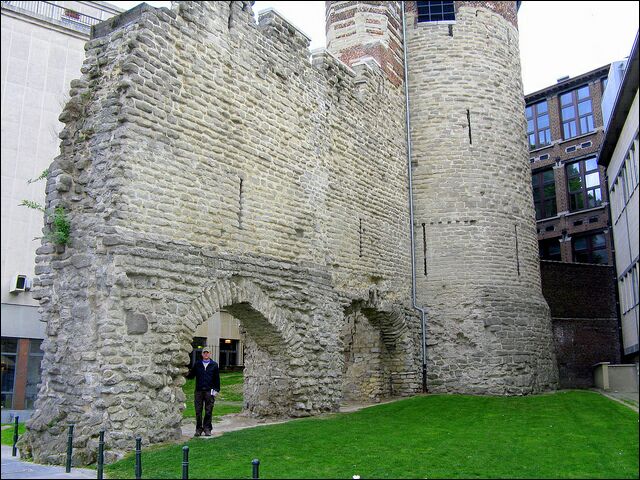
[{"left": 1, "top": 445, "right": 96, "bottom": 479}]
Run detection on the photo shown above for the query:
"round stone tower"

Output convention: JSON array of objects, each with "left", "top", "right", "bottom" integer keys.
[{"left": 327, "top": 1, "right": 558, "bottom": 394}]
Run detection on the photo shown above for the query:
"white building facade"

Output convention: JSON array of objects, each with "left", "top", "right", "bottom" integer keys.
[
  {"left": 600, "top": 32, "right": 639, "bottom": 363},
  {"left": 1, "top": 1, "right": 122, "bottom": 421}
]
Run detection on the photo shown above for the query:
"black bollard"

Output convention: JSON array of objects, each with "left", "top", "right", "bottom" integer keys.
[
  {"left": 97, "top": 430, "right": 105, "bottom": 480},
  {"left": 135, "top": 437, "right": 142, "bottom": 479},
  {"left": 66, "top": 424, "right": 74, "bottom": 473},
  {"left": 252, "top": 458, "right": 260, "bottom": 479},
  {"left": 182, "top": 445, "right": 189, "bottom": 480},
  {"left": 11, "top": 416, "right": 19, "bottom": 457}
]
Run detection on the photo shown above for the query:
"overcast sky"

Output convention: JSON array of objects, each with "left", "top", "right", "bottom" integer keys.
[{"left": 108, "top": 1, "right": 638, "bottom": 94}]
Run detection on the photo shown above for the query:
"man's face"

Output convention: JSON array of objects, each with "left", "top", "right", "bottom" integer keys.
[{"left": 202, "top": 351, "right": 211, "bottom": 361}]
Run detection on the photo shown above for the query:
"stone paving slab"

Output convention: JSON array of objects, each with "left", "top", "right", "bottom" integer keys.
[{"left": 1, "top": 446, "right": 96, "bottom": 479}]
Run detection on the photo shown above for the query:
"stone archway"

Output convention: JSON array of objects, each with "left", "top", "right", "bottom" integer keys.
[
  {"left": 183, "top": 276, "right": 304, "bottom": 417},
  {"left": 341, "top": 299, "right": 419, "bottom": 402}
]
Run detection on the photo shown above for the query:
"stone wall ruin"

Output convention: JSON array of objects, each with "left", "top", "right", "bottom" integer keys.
[
  {"left": 20, "top": 1, "right": 558, "bottom": 465},
  {"left": 20, "top": 1, "right": 420, "bottom": 464}
]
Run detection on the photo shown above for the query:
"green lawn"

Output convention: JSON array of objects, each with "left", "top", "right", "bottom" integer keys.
[
  {"left": 106, "top": 390, "right": 638, "bottom": 479},
  {"left": 1, "top": 423, "right": 25, "bottom": 446},
  {"left": 182, "top": 371, "right": 244, "bottom": 419}
]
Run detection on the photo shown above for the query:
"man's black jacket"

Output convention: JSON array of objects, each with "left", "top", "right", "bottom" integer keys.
[{"left": 187, "top": 360, "right": 221, "bottom": 392}]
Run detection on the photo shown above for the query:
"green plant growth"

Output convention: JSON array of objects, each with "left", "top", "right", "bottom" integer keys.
[
  {"left": 182, "top": 371, "right": 244, "bottom": 419},
  {"left": 1, "top": 423, "right": 25, "bottom": 446},
  {"left": 20, "top": 169, "right": 71, "bottom": 247},
  {"left": 106, "top": 391, "right": 639, "bottom": 479}
]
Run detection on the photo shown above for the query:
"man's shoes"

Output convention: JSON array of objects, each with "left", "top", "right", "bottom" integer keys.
[
  {"left": 194, "top": 430, "right": 202, "bottom": 437},
  {"left": 204, "top": 429, "right": 211, "bottom": 436}
]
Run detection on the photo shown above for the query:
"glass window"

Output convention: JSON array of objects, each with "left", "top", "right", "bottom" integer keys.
[
  {"left": 559, "top": 85, "right": 595, "bottom": 140},
  {"left": 539, "top": 238, "right": 561, "bottom": 261},
  {"left": 532, "top": 168, "right": 557, "bottom": 219},
  {"left": 572, "top": 232, "right": 608, "bottom": 264},
  {"left": 1, "top": 337, "right": 18, "bottom": 409},
  {"left": 566, "top": 158, "right": 602, "bottom": 211},
  {"left": 417, "top": 1, "right": 455, "bottom": 22},
  {"left": 526, "top": 100, "right": 552, "bottom": 149},
  {"left": 25, "top": 340, "right": 43, "bottom": 410}
]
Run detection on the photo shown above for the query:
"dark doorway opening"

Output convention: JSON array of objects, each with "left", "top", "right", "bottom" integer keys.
[{"left": 219, "top": 339, "right": 238, "bottom": 370}]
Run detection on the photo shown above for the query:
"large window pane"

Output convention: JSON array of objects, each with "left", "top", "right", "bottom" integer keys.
[
  {"left": 577, "top": 86, "right": 590, "bottom": 99},
  {"left": 544, "top": 198, "right": 556, "bottom": 216},
  {"left": 25, "top": 340, "right": 43, "bottom": 410},
  {"left": 587, "top": 188, "right": 602, "bottom": 207},
  {"left": 539, "top": 238, "right": 561, "bottom": 261},
  {"left": 560, "top": 85, "right": 594, "bottom": 138},
  {"left": 533, "top": 169, "right": 556, "bottom": 219},
  {"left": 585, "top": 158, "right": 598, "bottom": 172},
  {"left": 568, "top": 177, "right": 583, "bottom": 192},
  {"left": 538, "top": 114, "right": 549, "bottom": 128},
  {"left": 592, "top": 250, "right": 608, "bottom": 264},
  {"left": 573, "top": 237, "right": 588, "bottom": 250},
  {"left": 567, "top": 158, "right": 603, "bottom": 212},
  {"left": 585, "top": 172, "right": 599, "bottom": 188},
  {"left": 562, "top": 106, "right": 575, "bottom": 119},
  {"left": 526, "top": 101, "right": 553, "bottom": 149},
  {"left": 592, "top": 233, "right": 606, "bottom": 248},
  {"left": 2, "top": 338, "right": 18, "bottom": 354},
  {"left": 417, "top": 1, "right": 455, "bottom": 22},
  {"left": 578, "top": 99, "right": 592, "bottom": 115},
  {"left": 1, "top": 351, "right": 16, "bottom": 409},
  {"left": 570, "top": 193, "right": 584, "bottom": 210},
  {"left": 573, "top": 232, "right": 608, "bottom": 264},
  {"left": 567, "top": 162, "right": 580, "bottom": 176}
]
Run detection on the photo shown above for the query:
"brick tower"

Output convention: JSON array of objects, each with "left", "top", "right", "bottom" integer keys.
[{"left": 327, "top": 1, "right": 558, "bottom": 394}]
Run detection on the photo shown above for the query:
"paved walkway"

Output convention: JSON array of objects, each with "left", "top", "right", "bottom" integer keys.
[
  {"left": 1, "top": 445, "right": 96, "bottom": 479},
  {"left": 595, "top": 389, "right": 639, "bottom": 412}
]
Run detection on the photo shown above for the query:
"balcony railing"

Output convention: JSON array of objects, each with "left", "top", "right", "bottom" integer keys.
[{"left": 1, "top": 1, "right": 102, "bottom": 34}]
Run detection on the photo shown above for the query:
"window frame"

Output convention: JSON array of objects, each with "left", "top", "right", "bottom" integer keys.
[
  {"left": 1, "top": 337, "right": 18, "bottom": 409},
  {"left": 572, "top": 231, "right": 609, "bottom": 265},
  {"left": 559, "top": 84, "right": 595, "bottom": 140},
  {"left": 526, "top": 100, "right": 552, "bottom": 150},
  {"left": 416, "top": 1, "right": 455, "bottom": 22},
  {"left": 566, "top": 157, "right": 603, "bottom": 212},
  {"left": 539, "top": 237, "right": 562, "bottom": 261},
  {"left": 532, "top": 168, "right": 557, "bottom": 220}
]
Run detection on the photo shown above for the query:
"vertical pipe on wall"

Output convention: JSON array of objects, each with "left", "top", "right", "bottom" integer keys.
[{"left": 401, "top": 2, "right": 428, "bottom": 393}]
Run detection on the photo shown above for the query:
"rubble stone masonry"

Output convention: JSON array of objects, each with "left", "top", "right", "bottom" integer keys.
[
  {"left": 404, "top": 2, "right": 558, "bottom": 393},
  {"left": 21, "top": 1, "right": 557, "bottom": 465}
]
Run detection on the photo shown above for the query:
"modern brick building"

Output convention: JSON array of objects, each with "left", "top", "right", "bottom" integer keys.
[
  {"left": 526, "top": 66, "right": 613, "bottom": 265},
  {"left": 525, "top": 67, "right": 626, "bottom": 387}
]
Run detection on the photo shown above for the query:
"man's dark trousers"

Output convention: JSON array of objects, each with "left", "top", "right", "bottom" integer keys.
[{"left": 195, "top": 390, "right": 215, "bottom": 433}]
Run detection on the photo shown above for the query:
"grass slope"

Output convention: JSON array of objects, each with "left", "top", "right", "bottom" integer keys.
[
  {"left": 1, "top": 423, "right": 25, "bottom": 446},
  {"left": 106, "top": 390, "right": 639, "bottom": 479}
]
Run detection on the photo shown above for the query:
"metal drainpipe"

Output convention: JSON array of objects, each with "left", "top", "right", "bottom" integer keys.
[{"left": 401, "top": 3, "right": 428, "bottom": 393}]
